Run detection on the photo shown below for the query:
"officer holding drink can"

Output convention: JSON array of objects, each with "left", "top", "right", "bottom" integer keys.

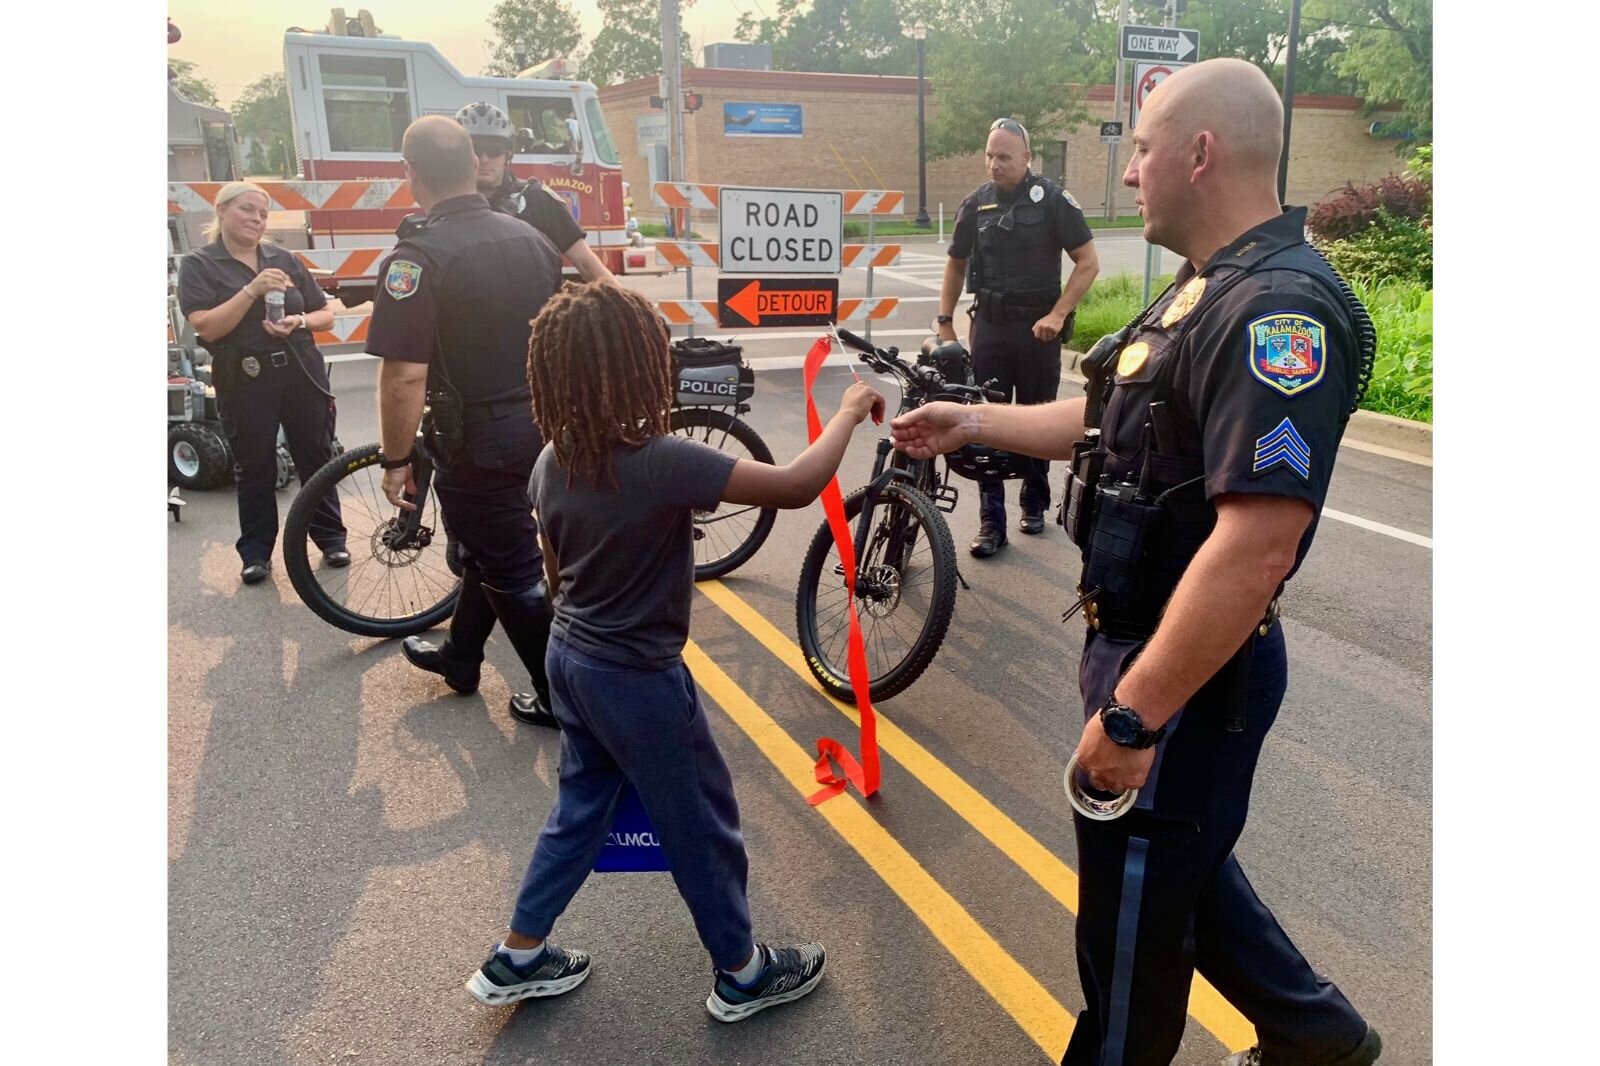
[{"left": 178, "top": 181, "right": 348, "bottom": 586}]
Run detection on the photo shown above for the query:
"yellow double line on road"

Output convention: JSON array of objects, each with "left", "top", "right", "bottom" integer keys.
[{"left": 692, "top": 579, "right": 1255, "bottom": 1056}]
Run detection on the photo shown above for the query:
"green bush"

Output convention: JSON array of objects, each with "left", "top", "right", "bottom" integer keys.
[
  {"left": 1353, "top": 277, "right": 1432, "bottom": 423},
  {"left": 1067, "top": 272, "right": 1175, "bottom": 349},
  {"left": 1319, "top": 208, "right": 1433, "bottom": 287}
]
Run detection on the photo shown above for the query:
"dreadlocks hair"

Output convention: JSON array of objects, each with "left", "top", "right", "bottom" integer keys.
[{"left": 527, "top": 282, "right": 675, "bottom": 489}]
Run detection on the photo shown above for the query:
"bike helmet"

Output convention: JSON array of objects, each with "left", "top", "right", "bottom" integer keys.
[
  {"left": 455, "top": 102, "right": 514, "bottom": 140},
  {"left": 915, "top": 338, "right": 1027, "bottom": 481}
]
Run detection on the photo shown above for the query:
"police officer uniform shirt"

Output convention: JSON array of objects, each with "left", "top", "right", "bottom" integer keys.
[
  {"left": 366, "top": 192, "right": 562, "bottom": 404},
  {"left": 949, "top": 172, "right": 1093, "bottom": 301},
  {"left": 1101, "top": 206, "right": 1358, "bottom": 573},
  {"left": 177, "top": 239, "right": 329, "bottom": 354},
  {"left": 493, "top": 178, "right": 584, "bottom": 254}
]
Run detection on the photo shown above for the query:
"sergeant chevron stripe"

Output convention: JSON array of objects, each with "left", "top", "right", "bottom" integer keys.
[
  {"left": 1253, "top": 418, "right": 1311, "bottom": 479},
  {"left": 167, "top": 180, "right": 415, "bottom": 215}
]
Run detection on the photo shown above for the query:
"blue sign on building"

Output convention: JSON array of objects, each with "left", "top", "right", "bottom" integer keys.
[{"left": 723, "top": 102, "right": 804, "bottom": 138}]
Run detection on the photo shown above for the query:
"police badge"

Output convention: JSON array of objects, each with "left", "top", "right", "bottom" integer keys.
[
  {"left": 1161, "top": 277, "right": 1207, "bottom": 328},
  {"left": 241, "top": 356, "right": 261, "bottom": 379},
  {"left": 1030, "top": 184, "right": 1044, "bottom": 203}
]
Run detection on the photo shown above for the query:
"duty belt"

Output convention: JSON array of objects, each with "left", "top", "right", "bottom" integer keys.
[
  {"left": 1083, "top": 594, "right": 1280, "bottom": 642},
  {"left": 973, "top": 290, "right": 1054, "bottom": 322}
]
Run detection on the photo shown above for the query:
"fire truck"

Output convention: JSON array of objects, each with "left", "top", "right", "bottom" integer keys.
[{"left": 283, "top": 8, "right": 650, "bottom": 291}]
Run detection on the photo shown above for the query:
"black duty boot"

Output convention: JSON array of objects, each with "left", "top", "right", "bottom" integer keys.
[
  {"left": 969, "top": 524, "right": 1007, "bottom": 558},
  {"left": 481, "top": 579, "right": 558, "bottom": 730},
  {"left": 402, "top": 637, "right": 481, "bottom": 694},
  {"left": 1018, "top": 511, "right": 1046, "bottom": 535},
  {"left": 508, "top": 691, "right": 559, "bottom": 729}
]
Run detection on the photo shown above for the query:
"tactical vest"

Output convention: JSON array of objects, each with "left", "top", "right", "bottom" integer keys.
[
  {"left": 967, "top": 175, "right": 1062, "bottom": 299},
  {"left": 396, "top": 198, "right": 560, "bottom": 407},
  {"left": 1069, "top": 240, "right": 1374, "bottom": 640}
]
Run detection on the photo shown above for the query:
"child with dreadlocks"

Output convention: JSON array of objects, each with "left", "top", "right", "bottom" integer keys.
[{"left": 466, "top": 282, "right": 884, "bottom": 1021}]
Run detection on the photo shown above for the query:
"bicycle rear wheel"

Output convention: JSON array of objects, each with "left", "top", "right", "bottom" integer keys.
[
  {"left": 670, "top": 407, "right": 778, "bottom": 580},
  {"left": 283, "top": 443, "right": 460, "bottom": 638},
  {"left": 795, "top": 481, "right": 958, "bottom": 703}
]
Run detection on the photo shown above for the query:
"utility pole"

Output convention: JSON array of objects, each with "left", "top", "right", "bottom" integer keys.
[
  {"left": 1278, "top": 0, "right": 1303, "bottom": 204},
  {"left": 659, "top": 0, "right": 687, "bottom": 228},
  {"left": 913, "top": 23, "right": 930, "bottom": 228},
  {"left": 1104, "top": 0, "right": 1130, "bottom": 220},
  {"left": 1140, "top": 0, "right": 1178, "bottom": 304}
]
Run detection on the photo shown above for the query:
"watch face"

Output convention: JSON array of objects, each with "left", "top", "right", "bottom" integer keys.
[{"left": 1101, "top": 705, "right": 1145, "bottom": 746}]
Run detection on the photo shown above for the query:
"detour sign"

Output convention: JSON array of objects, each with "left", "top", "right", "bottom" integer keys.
[{"left": 718, "top": 277, "right": 839, "bottom": 328}]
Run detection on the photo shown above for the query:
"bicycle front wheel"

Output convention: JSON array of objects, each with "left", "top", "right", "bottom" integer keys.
[
  {"left": 283, "top": 443, "right": 460, "bottom": 638},
  {"left": 795, "top": 481, "right": 958, "bottom": 703},
  {"left": 670, "top": 407, "right": 778, "bottom": 580}
]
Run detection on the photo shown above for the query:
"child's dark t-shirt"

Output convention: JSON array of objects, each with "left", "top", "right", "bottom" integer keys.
[{"left": 531, "top": 434, "right": 737, "bottom": 670}]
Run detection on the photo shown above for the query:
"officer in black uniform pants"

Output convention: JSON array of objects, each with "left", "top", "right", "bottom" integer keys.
[
  {"left": 393, "top": 103, "right": 615, "bottom": 724},
  {"left": 455, "top": 102, "right": 617, "bottom": 285},
  {"left": 178, "top": 181, "right": 348, "bottom": 585},
  {"left": 940, "top": 117, "right": 1099, "bottom": 557},
  {"left": 894, "top": 62, "right": 1381, "bottom": 1066},
  {"left": 370, "top": 116, "right": 564, "bottom": 730}
]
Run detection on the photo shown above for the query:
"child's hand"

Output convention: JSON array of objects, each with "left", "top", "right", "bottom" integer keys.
[{"left": 839, "top": 381, "right": 886, "bottom": 425}]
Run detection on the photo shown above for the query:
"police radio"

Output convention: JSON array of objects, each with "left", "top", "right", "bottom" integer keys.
[{"left": 1059, "top": 327, "right": 1127, "bottom": 545}]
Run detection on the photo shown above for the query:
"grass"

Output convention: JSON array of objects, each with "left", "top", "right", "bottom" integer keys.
[
  {"left": 1067, "top": 272, "right": 1433, "bottom": 424},
  {"left": 636, "top": 221, "right": 703, "bottom": 240}
]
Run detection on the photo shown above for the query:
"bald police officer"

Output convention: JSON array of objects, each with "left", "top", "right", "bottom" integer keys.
[
  {"left": 372, "top": 116, "right": 564, "bottom": 730},
  {"left": 940, "top": 117, "right": 1099, "bottom": 557},
  {"left": 896, "top": 61, "right": 1381, "bottom": 1065},
  {"left": 455, "top": 102, "right": 616, "bottom": 285}
]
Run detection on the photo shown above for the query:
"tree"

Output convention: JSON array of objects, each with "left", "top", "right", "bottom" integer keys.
[
  {"left": 231, "top": 74, "right": 294, "bottom": 175},
  {"left": 582, "top": 0, "right": 693, "bottom": 86},
  {"left": 169, "top": 59, "right": 219, "bottom": 107},
  {"left": 734, "top": 0, "right": 932, "bottom": 76},
  {"left": 925, "top": 0, "right": 1103, "bottom": 159},
  {"left": 483, "top": 0, "right": 585, "bottom": 77},
  {"left": 1307, "top": 0, "right": 1432, "bottom": 147}
]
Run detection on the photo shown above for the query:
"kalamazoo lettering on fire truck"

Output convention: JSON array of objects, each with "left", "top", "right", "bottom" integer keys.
[{"left": 283, "top": 9, "right": 647, "bottom": 283}]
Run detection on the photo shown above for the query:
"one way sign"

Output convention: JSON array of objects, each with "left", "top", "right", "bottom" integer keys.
[{"left": 1119, "top": 24, "right": 1200, "bottom": 63}]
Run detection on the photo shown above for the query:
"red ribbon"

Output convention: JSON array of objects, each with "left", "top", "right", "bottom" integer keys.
[{"left": 801, "top": 335, "right": 881, "bottom": 805}]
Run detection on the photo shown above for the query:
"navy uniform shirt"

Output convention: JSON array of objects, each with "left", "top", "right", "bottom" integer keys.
[
  {"left": 1100, "top": 208, "right": 1359, "bottom": 576},
  {"left": 492, "top": 179, "right": 584, "bottom": 253},
  {"left": 366, "top": 193, "right": 562, "bottom": 403},
  {"left": 949, "top": 173, "right": 1093, "bottom": 289},
  {"left": 176, "top": 239, "right": 329, "bottom": 353}
]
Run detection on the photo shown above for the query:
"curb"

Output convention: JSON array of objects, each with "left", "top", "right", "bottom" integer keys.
[{"left": 1059, "top": 351, "right": 1431, "bottom": 459}]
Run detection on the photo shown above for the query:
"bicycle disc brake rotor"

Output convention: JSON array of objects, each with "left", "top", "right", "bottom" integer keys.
[
  {"left": 374, "top": 517, "right": 435, "bottom": 566},
  {"left": 859, "top": 564, "right": 902, "bottom": 617}
]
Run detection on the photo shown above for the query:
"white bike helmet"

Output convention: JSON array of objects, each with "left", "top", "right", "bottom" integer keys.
[{"left": 455, "top": 102, "right": 513, "bottom": 140}]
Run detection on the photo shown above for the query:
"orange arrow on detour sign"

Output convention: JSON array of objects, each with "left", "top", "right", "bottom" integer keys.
[{"left": 718, "top": 277, "right": 840, "bottom": 329}]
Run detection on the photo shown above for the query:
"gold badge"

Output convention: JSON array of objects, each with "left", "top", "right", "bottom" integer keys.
[
  {"left": 1117, "top": 341, "right": 1150, "bottom": 377},
  {"left": 1161, "top": 276, "right": 1207, "bottom": 328},
  {"left": 241, "top": 356, "right": 261, "bottom": 379}
]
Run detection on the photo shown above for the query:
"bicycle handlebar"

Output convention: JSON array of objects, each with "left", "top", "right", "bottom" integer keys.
[{"left": 831, "top": 327, "right": 1001, "bottom": 406}]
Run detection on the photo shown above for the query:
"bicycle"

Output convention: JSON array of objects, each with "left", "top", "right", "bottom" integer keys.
[
  {"left": 794, "top": 328, "right": 1018, "bottom": 703},
  {"left": 283, "top": 339, "right": 776, "bottom": 638}
]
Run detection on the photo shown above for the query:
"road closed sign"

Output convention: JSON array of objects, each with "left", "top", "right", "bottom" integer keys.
[{"left": 718, "top": 187, "right": 844, "bottom": 274}]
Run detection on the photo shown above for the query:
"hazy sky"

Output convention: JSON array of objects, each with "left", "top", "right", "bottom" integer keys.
[{"left": 167, "top": 2, "right": 755, "bottom": 105}]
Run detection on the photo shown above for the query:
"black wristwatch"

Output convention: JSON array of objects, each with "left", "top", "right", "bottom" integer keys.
[
  {"left": 935, "top": 314, "right": 954, "bottom": 326},
  {"left": 379, "top": 451, "right": 414, "bottom": 470},
  {"left": 1099, "top": 696, "right": 1167, "bottom": 749}
]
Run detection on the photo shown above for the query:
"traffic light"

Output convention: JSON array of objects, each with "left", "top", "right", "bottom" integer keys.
[{"left": 683, "top": 92, "right": 704, "bottom": 113}]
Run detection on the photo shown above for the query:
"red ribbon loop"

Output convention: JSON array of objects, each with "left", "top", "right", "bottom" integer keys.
[{"left": 800, "top": 335, "right": 881, "bottom": 805}]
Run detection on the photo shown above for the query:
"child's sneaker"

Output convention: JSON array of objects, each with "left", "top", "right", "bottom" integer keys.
[
  {"left": 705, "top": 942, "right": 826, "bottom": 1023},
  {"left": 465, "top": 943, "right": 592, "bottom": 1006}
]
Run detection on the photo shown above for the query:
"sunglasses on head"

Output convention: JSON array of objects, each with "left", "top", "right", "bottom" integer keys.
[
  {"left": 473, "top": 141, "right": 508, "bottom": 159},
  {"left": 990, "top": 118, "right": 1031, "bottom": 150}
]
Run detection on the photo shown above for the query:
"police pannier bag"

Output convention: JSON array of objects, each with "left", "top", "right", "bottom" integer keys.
[{"left": 671, "top": 337, "right": 754, "bottom": 407}]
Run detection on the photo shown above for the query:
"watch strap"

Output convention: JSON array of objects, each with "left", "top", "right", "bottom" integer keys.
[{"left": 379, "top": 451, "right": 414, "bottom": 470}]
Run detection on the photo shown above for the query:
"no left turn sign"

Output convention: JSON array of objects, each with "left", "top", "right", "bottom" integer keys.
[{"left": 1130, "top": 61, "right": 1187, "bottom": 131}]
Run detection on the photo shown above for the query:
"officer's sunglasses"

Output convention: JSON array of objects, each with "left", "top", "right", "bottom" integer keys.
[
  {"left": 990, "top": 117, "right": 1031, "bottom": 150},
  {"left": 472, "top": 140, "right": 509, "bottom": 159}
]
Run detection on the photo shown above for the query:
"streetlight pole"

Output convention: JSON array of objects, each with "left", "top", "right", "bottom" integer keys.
[{"left": 913, "top": 23, "right": 930, "bottom": 228}]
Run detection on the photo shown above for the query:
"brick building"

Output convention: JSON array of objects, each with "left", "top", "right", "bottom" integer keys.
[{"left": 599, "top": 67, "right": 1404, "bottom": 222}]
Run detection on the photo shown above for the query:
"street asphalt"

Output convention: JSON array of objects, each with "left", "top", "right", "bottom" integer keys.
[{"left": 169, "top": 248, "right": 1432, "bottom": 1064}]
